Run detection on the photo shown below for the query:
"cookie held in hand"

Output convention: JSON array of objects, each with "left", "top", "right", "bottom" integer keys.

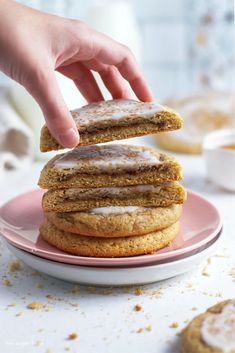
[{"left": 40, "top": 99, "right": 183, "bottom": 152}]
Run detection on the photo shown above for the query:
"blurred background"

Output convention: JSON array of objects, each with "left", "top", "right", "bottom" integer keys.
[
  {"left": 0, "top": 0, "right": 234, "bottom": 166},
  {"left": 2, "top": 0, "right": 234, "bottom": 97}
]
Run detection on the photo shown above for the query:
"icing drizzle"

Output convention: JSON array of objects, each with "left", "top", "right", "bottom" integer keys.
[
  {"left": 87, "top": 206, "right": 147, "bottom": 215},
  {"left": 53, "top": 144, "right": 162, "bottom": 173},
  {"left": 63, "top": 184, "right": 169, "bottom": 200},
  {"left": 71, "top": 99, "right": 166, "bottom": 130},
  {"left": 201, "top": 302, "right": 235, "bottom": 353}
]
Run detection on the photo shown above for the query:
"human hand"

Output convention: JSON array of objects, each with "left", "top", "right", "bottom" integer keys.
[{"left": 0, "top": 0, "right": 153, "bottom": 148}]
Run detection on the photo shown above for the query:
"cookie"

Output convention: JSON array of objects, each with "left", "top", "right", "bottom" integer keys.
[
  {"left": 40, "top": 99, "right": 183, "bottom": 152},
  {"left": 40, "top": 220, "right": 179, "bottom": 257},
  {"left": 181, "top": 299, "right": 235, "bottom": 353},
  {"left": 157, "top": 133, "right": 201, "bottom": 154},
  {"left": 45, "top": 204, "right": 182, "bottom": 237},
  {"left": 38, "top": 144, "right": 182, "bottom": 189},
  {"left": 156, "top": 91, "right": 235, "bottom": 154},
  {"left": 42, "top": 182, "right": 186, "bottom": 212}
]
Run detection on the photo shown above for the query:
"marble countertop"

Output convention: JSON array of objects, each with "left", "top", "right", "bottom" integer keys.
[{"left": 0, "top": 136, "right": 234, "bottom": 353}]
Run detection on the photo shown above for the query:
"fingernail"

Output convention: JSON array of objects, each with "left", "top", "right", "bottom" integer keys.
[{"left": 58, "top": 128, "right": 79, "bottom": 148}]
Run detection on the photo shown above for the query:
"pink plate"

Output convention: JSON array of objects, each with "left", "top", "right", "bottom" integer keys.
[{"left": 0, "top": 189, "right": 222, "bottom": 267}]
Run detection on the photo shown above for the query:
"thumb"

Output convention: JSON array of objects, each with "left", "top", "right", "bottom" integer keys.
[{"left": 25, "top": 69, "right": 79, "bottom": 148}]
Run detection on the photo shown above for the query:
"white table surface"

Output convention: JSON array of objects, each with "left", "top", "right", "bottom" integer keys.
[{"left": 0, "top": 136, "right": 235, "bottom": 353}]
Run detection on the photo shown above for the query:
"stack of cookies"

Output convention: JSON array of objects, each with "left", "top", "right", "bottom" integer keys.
[{"left": 38, "top": 99, "right": 186, "bottom": 257}]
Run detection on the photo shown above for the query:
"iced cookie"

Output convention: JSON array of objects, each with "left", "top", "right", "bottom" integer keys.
[
  {"left": 38, "top": 144, "right": 182, "bottom": 189},
  {"left": 42, "top": 182, "right": 186, "bottom": 212},
  {"left": 45, "top": 204, "right": 182, "bottom": 237},
  {"left": 156, "top": 91, "right": 235, "bottom": 154},
  {"left": 40, "top": 99, "right": 183, "bottom": 152},
  {"left": 181, "top": 299, "right": 235, "bottom": 353},
  {"left": 40, "top": 220, "right": 179, "bottom": 257}
]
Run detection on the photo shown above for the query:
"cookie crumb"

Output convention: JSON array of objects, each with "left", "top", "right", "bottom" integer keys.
[
  {"left": 169, "top": 322, "right": 179, "bottom": 329},
  {"left": 87, "top": 287, "right": 97, "bottom": 294},
  {"left": 135, "top": 287, "right": 144, "bottom": 296},
  {"left": 46, "top": 294, "right": 54, "bottom": 300},
  {"left": 136, "top": 328, "right": 144, "bottom": 333},
  {"left": 69, "top": 303, "right": 80, "bottom": 308},
  {"left": 36, "top": 283, "right": 44, "bottom": 288},
  {"left": 202, "top": 271, "right": 210, "bottom": 277},
  {"left": 3, "top": 279, "right": 12, "bottom": 286},
  {"left": 15, "top": 312, "right": 23, "bottom": 317},
  {"left": 146, "top": 325, "right": 152, "bottom": 332},
  {"left": 67, "top": 332, "right": 78, "bottom": 340},
  {"left": 27, "top": 301, "right": 44, "bottom": 310},
  {"left": 8, "top": 260, "right": 22, "bottom": 272},
  {"left": 151, "top": 290, "right": 162, "bottom": 298},
  {"left": 191, "top": 307, "right": 197, "bottom": 311},
  {"left": 136, "top": 325, "right": 152, "bottom": 333},
  {"left": 229, "top": 268, "right": 235, "bottom": 281},
  {"left": 70, "top": 286, "right": 80, "bottom": 294},
  {"left": 134, "top": 304, "right": 142, "bottom": 312},
  {"left": 35, "top": 340, "right": 43, "bottom": 347}
]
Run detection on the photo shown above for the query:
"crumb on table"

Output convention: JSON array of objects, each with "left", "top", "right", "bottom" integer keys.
[
  {"left": 8, "top": 260, "right": 22, "bottom": 272},
  {"left": 3, "top": 279, "right": 12, "bottom": 286},
  {"left": 135, "top": 287, "right": 145, "bottom": 296},
  {"left": 67, "top": 332, "right": 78, "bottom": 340},
  {"left": 134, "top": 304, "right": 142, "bottom": 312},
  {"left": 169, "top": 322, "right": 179, "bottom": 329},
  {"left": 27, "top": 301, "right": 44, "bottom": 310}
]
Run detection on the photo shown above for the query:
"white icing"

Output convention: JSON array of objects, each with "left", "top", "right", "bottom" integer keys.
[
  {"left": 64, "top": 184, "right": 167, "bottom": 199},
  {"left": 54, "top": 144, "right": 161, "bottom": 171},
  {"left": 71, "top": 99, "right": 165, "bottom": 128},
  {"left": 201, "top": 302, "right": 235, "bottom": 353},
  {"left": 87, "top": 206, "right": 146, "bottom": 215}
]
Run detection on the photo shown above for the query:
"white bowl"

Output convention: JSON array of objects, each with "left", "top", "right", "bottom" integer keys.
[
  {"left": 203, "top": 129, "right": 235, "bottom": 191},
  {"left": 5, "top": 235, "right": 221, "bottom": 286}
]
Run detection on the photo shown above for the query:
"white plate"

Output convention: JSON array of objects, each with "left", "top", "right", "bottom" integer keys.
[{"left": 5, "top": 233, "right": 221, "bottom": 286}]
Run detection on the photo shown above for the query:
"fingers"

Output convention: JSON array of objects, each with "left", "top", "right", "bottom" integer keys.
[
  {"left": 90, "top": 31, "right": 154, "bottom": 102},
  {"left": 99, "top": 65, "right": 131, "bottom": 100},
  {"left": 58, "top": 62, "right": 103, "bottom": 103},
  {"left": 116, "top": 59, "right": 153, "bottom": 102},
  {"left": 83, "top": 59, "right": 132, "bottom": 100},
  {"left": 25, "top": 68, "right": 79, "bottom": 148}
]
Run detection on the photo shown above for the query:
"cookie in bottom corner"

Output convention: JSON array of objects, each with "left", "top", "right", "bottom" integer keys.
[
  {"left": 181, "top": 299, "right": 235, "bottom": 353},
  {"left": 40, "top": 220, "right": 180, "bottom": 258}
]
